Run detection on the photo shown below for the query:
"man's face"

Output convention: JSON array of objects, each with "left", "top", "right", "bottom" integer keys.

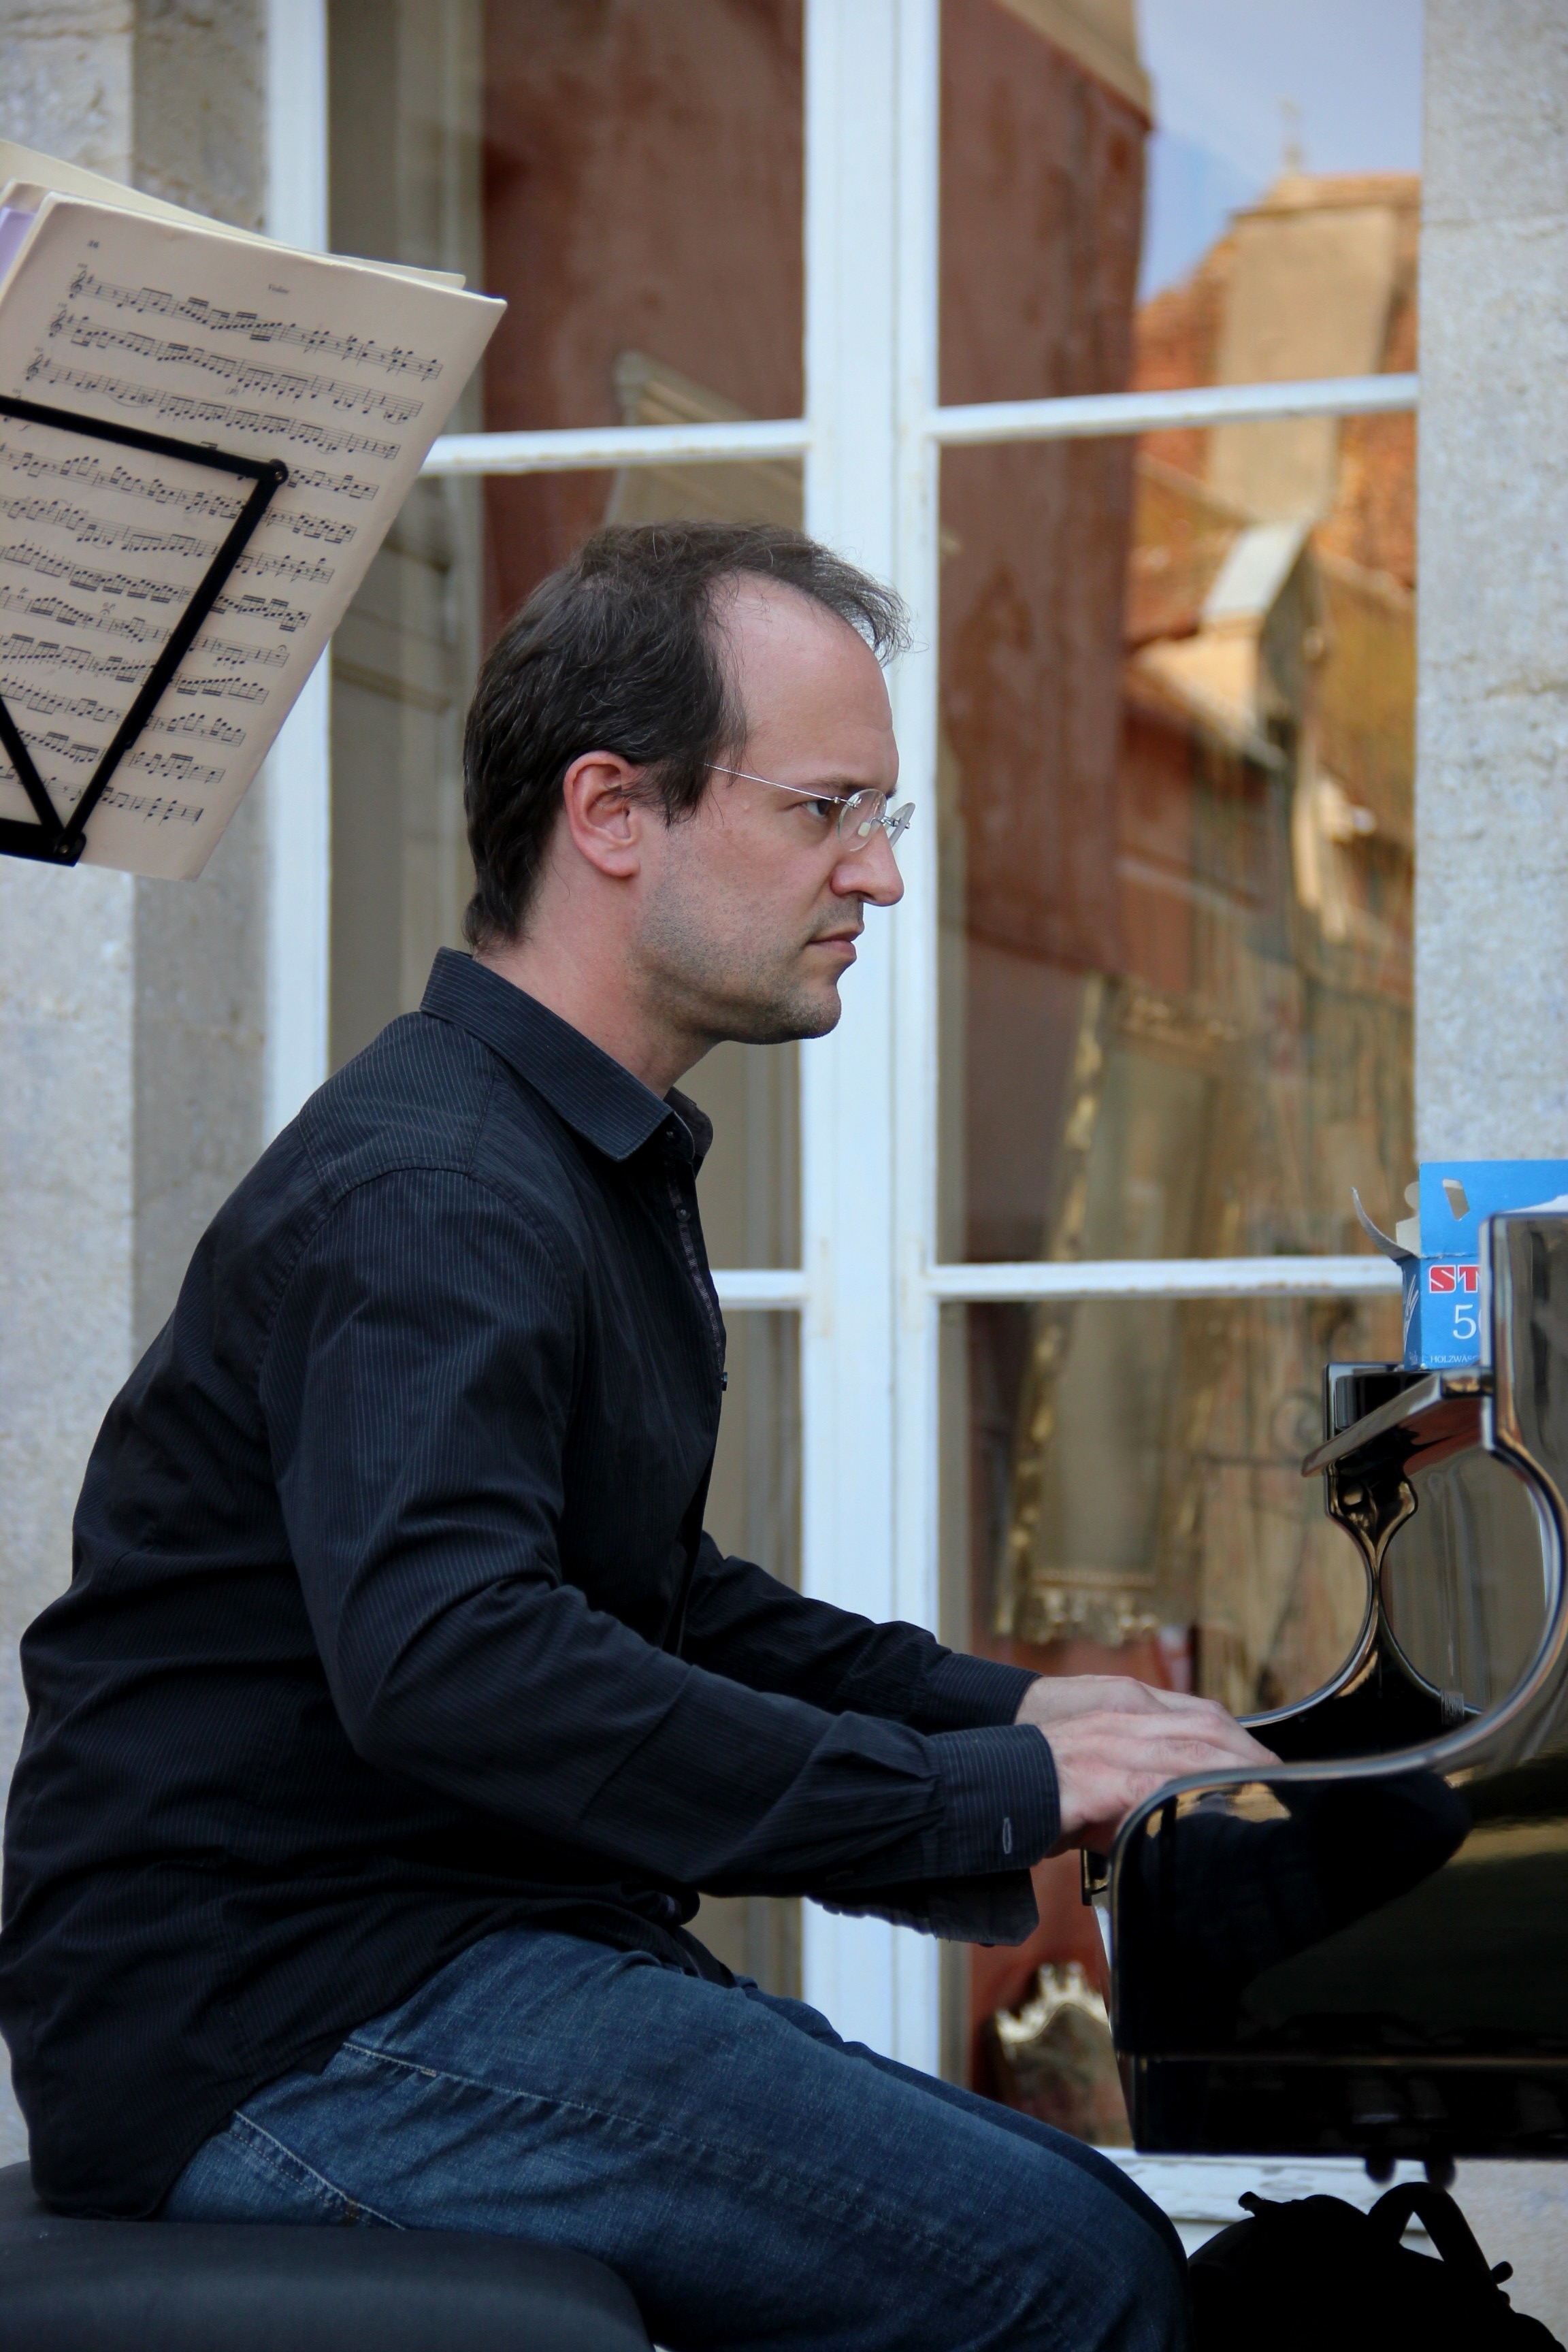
[{"left": 634, "top": 579, "right": 904, "bottom": 1050}]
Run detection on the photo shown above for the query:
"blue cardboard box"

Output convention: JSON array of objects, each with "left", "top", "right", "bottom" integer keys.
[{"left": 1358, "top": 1160, "right": 1568, "bottom": 1369}]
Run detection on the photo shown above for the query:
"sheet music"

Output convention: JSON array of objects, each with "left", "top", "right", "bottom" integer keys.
[{"left": 0, "top": 194, "right": 501, "bottom": 876}]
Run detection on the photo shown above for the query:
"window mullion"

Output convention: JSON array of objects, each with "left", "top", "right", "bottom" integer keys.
[
  {"left": 800, "top": 0, "right": 938, "bottom": 2074},
  {"left": 262, "top": 0, "right": 330, "bottom": 1139},
  {"left": 925, "top": 1256, "right": 1403, "bottom": 1304},
  {"left": 415, "top": 377, "right": 1418, "bottom": 481},
  {"left": 888, "top": 0, "right": 943, "bottom": 1748}
]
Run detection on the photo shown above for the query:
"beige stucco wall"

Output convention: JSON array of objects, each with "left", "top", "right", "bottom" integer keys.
[
  {"left": 1416, "top": 0, "right": 1568, "bottom": 1158},
  {"left": 0, "top": 0, "right": 133, "bottom": 173},
  {"left": 1413, "top": 2, "right": 1568, "bottom": 2325},
  {"left": 0, "top": 0, "right": 269, "bottom": 2166}
]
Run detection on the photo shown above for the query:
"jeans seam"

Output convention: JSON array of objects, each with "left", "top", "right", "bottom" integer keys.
[
  {"left": 334, "top": 2035, "right": 1105, "bottom": 2301},
  {"left": 229, "top": 2106, "right": 404, "bottom": 2229}
]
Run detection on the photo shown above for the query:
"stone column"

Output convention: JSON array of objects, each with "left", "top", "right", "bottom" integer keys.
[
  {"left": 0, "top": 0, "right": 268, "bottom": 2164},
  {"left": 1416, "top": 0, "right": 1568, "bottom": 1157},
  {"left": 1416, "top": 6, "right": 1568, "bottom": 2325},
  {"left": 131, "top": 7, "right": 270, "bottom": 1339}
]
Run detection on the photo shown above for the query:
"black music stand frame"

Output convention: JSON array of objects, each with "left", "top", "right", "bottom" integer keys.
[{"left": 0, "top": 393, "right": 287, "bottom": 867}]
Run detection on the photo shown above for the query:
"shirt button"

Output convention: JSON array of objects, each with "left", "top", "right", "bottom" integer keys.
[{"left": 676, "top": 1206, "right": 689, "bottom": 1223}]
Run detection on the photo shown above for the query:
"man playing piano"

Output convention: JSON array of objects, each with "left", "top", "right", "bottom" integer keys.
[{"left": 1, "top": 521, "right": 1269, "bottom": 2349}]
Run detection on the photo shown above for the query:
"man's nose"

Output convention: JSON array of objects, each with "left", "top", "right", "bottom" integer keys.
[{"left": 834, "top": 828, "right": 904, "bottom": 907}]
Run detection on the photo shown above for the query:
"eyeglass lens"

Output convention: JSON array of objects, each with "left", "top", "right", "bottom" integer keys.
[{"left": 839, "top": 791, "right": 915, "bottom": 853}]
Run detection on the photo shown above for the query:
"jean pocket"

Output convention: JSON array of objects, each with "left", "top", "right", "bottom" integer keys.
[{"left": 163, "top": 2106, "right": 397, "bottom": 2227}]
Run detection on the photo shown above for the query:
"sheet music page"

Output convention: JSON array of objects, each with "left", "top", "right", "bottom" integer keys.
[{"left": 0, "top": 195, "right": 502, "bottom": 877}]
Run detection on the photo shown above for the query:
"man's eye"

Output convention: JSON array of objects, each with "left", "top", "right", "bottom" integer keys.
[{"left": 804, "top": 797, "right": 841, "bottom": 824}]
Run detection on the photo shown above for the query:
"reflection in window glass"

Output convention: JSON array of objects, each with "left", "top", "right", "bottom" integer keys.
[
  {"left": 1382, "top": 1450, "right": 1548, "bottom": 1718},
  {"left": 939, "top": 0, "right": 1149, "bottom": 411},
  {"left": 693, "top": 1043, "right": 800, "bottom": 1273},
  {"left": 1136, "top": 0, "right": 1422, "bottom": 311},
  {"left": 1131, "top": 169, "right": 1420, "bottom": 555},
  {"left": 941, "top": 1288, "right": 1392, "bottom": 2097},
  {"left": 939, "top": 12, "right": 1420, "bottom": 1283},
  {"left": 481, "top": 0, "right": 804, "bottom": 630},
  {"left": 941, "top": 3, "right": 1422, "bottom": 407},
  {"left": 943, "top": 1296, "right": 1385, "bottom": 1716},
  {"left": 329, "top": 0, "right": 486, "bottom": 1067},
  {"left": 943, "top": 82, "right": 1420, "bottom": 1269},
  {"left": 693, "top": 1310, "right": 802, "bottom": 1997},
  {"left": 943, "top": 409, "right": 1415, "bottom": 1269}
]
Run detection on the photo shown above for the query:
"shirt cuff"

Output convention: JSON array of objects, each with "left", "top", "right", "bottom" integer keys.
[
  {"left": 910, "top": 1650, "right": 1041, "bottom": 1732},
  {"left": 928, "top": 1722, "right": 1060, "bottom": 1876}
]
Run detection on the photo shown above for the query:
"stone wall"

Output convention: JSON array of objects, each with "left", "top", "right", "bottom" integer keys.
[
  {"left": 1414, "top": 3, "right": 1568, "bottom": 2324},
  {"left": 0, "top": 0, "right": 268, "bottom": 2166},
  {"left": 1416, "top": 0, "right": 1568, "bottom": 1157},
  {"left": 0, "top": 0, "right": 133, "bottom": 173}
]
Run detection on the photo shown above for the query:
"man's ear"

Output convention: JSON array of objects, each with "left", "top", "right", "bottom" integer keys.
[{"left": 560, "top": 751, "right": 647, "bottom": 880}]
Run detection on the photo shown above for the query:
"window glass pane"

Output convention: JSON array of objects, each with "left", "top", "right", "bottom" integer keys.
[
  {"left": 693, "top": 1045, "right": 800, "bottom": 1272},
  {"left": 937, "top": 7, "right": 1423, "bottom": 2121},
  {"left": 328, "top": 0, "right": 486, "bottom": 1068},
  {"left": 327, "top": 0, "right": 804, "bottom": 1266},
  {"left": 692, "top": 1309, "right": 802, "bottom": 1996},
  {"left": 482, "top": 1, "right": 804, "bottom": 634},
  {"left": 938, "top": 0, "right": 1149, "bottom": 410},
  {"left": 940, "top": 1288, "right": 1396, "bottom": 2106},
  {"left": 1137, "top": 1, "right": 1422, "bottom": 331},
  {"left": 942, "top": 1294, "right": 1391, "bottom": 1713},
  {"left": 939, "top": 1, "right": 1422, "bottom": 408},
  {"left": 1381, "top": 1447, "right": 1547, "bottom": 1718},
  {"left": 939, "top": 419, "right": 1415, "bottom": 1264}
]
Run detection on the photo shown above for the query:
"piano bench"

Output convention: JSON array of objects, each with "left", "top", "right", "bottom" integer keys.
[{"left": 0, "top": 2159, "right": 651, "bottom": 2352}]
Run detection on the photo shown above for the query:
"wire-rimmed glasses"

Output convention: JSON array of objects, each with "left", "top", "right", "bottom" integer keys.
[{"left": 708, "top": 764, "right": 915, "bottom": 854}]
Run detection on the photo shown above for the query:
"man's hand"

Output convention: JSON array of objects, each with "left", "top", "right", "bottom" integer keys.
[{"left": 1013, "top": 1674, "right": 1277, "bottom": 1854}]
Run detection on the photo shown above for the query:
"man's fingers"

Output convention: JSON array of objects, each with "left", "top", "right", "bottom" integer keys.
[
  {"left": 1015, "top": 1673, "right": 1269, "bottom": 1738},
  {"left": 1044, "top": 1703, "right": 1281, "bottom": 1852},
  {"left": 1050, "top": 1711, "right": 1276, "bottom": 1766},
  {"left": 1015, "top": 1677, "right": 1281, "bottom": 1854}
]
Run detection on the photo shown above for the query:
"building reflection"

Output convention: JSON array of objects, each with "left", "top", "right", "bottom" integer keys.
[
  {"left": 958, "top": 170, "right": 1419, "bottom": 2112},
  {"left": 962, "top": 173, "right": 1420, "bottom": 1711}
]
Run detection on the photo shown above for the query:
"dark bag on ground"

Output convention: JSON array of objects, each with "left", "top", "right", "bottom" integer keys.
[{"left": 1188, "top": 2182, "right": 1565, "bottom": 2352}]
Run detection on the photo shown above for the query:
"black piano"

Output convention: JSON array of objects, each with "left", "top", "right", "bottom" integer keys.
[{"left": 1104, "top": 1210, "right": 1568, "bottom": 2170}]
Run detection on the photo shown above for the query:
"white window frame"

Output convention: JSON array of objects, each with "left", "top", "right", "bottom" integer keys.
[
  {"left": 263, "top": 0, "right": 331, "bottom": 1143},
  {"left": 273, "top": 0, "right": 1415, "bottom": 2174}
]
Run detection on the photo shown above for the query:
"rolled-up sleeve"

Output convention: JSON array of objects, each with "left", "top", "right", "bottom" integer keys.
[{"left": 261, "top": 1168, "right": 1054, "bottom": 1918}]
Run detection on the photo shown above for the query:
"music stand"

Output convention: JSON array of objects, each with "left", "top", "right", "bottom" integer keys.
[{"left": 0, "top": 393, "right": 287, "bottom": 867}]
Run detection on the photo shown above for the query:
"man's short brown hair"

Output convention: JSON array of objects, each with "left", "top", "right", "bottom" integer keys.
[{"left": 461, "top": 521, "right": 909, "bottom": 948}]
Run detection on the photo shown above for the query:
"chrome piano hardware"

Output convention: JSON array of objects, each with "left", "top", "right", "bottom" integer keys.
[{"left": 1109, "top": 1211, "right": 1568, "bottom": 2168}]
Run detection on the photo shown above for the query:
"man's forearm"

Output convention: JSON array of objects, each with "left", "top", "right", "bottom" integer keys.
[{"left": 679, "top": 1537, "right": 1038, "bottom": 1727}]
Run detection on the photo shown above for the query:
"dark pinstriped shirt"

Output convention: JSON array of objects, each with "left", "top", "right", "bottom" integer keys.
[{"left": 0, "top": 949, "right": 1057, "bottom": 2217}]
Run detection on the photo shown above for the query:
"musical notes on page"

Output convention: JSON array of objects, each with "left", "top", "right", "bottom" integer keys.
[{"left": 0, "top": 194, "right": 501, "bottom": 876}]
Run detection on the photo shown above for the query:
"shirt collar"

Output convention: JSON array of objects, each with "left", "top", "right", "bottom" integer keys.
[{"left": 420, "top": 949, "right": 710, "bottom": 1166}]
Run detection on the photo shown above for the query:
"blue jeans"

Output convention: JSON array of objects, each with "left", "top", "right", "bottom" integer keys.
[{"left": 163, "top": 1927, "right": 1188, "bottom": 2351}]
